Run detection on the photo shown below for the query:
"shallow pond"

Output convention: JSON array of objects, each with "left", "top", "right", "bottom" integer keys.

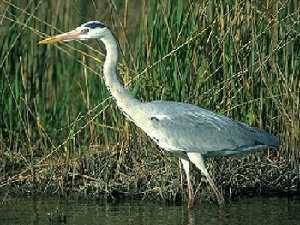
[{"left": 0, "top": 196, "right": 299, "bottom": 225}]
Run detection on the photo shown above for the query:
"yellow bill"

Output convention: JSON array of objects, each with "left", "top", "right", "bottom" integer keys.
[{"left": 38, "top": 30, "right": 82, "bottom": 44}]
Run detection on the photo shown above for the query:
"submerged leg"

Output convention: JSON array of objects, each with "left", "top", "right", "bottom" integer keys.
[
  {"left": 187, "top": 152, "right": 225, "bottom": 206},
  {"left": 180, "top": 158, "right": 194, "bottom": 209}
]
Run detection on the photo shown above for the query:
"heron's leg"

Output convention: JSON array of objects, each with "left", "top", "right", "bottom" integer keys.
[
  {"left": 187, "top": 152, "right": 225, "bottom": 206},
  {"left": 206, "top": 173, "right": 225, "bottom": 206},
  {"left": 180, "top": 158, "right": 194, "bottom": 209}
]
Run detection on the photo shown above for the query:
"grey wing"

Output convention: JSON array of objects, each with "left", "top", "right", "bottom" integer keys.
[{"left": 143, "top": 101, "right": 279, "bottom": 156}]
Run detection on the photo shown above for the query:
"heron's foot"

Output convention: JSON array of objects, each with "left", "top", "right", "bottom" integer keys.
[
  {"left": 188, "top": 198, "right": 194, "bottom": 209},
  {"left": 216, "top": 191, "right": 225, "bottom": 207},
  {"left": 187, "top": 183, "right": 194, "bottom": 209}
]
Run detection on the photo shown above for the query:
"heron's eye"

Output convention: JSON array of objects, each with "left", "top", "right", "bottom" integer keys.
[{"left": 81, "top": 28, "right": 89, "bottom": 34}]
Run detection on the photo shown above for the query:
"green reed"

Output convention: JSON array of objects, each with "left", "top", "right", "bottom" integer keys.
[{"left": 0, "top": 0, "right": 299, "bottom": 201}]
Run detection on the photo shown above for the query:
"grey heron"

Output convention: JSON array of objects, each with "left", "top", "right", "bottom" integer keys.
[{"left": 39, "top": 21, "right": 280, "bottom": 208}]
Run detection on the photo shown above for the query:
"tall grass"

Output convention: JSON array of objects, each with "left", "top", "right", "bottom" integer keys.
[{"left": 0, "top": 0, "right": 299, "bottom": 202}]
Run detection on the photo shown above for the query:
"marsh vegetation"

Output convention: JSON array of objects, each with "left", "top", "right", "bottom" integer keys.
[{"left": 0, "top": 0, "right": 299, "bottom": 202}]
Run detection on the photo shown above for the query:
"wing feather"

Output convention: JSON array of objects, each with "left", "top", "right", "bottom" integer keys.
[{"left": 142, "top": 101, "right": 278, "bottom": 156}]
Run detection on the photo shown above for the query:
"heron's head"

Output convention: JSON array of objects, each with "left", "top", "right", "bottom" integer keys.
[{"left": 38, "top": 21, "right": 110, "bottom": 44}]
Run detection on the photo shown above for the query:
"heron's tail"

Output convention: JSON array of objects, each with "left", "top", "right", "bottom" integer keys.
[{"left": 252, "top": 127, "right": 280, "bottom": 149}]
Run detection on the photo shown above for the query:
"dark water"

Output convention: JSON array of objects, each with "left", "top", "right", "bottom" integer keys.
[{"left": 0, "top": 196, "right": 300, "bottom": 225}]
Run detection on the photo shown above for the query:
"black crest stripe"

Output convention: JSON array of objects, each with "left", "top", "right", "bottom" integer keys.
[{"left": 84, "top": 22, "right": 105, "bottom": 29}]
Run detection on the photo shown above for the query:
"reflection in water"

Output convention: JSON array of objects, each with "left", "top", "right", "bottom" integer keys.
[
  {"left": 188, "top": 210, "right": 194, "bottom": 225},
  {"left": 0, "top": 196, "right": 300, "bottom": 225},
  {"left": 187, "top": 203, "right": 227, "bottom": 225}
]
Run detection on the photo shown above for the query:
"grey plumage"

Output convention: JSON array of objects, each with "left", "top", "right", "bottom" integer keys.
[
  {"left": 39, "top": 21, "right": 280, "bottom": 207},
  {"left": 142, "top": 101, "right": 279, "bottom": 157}
]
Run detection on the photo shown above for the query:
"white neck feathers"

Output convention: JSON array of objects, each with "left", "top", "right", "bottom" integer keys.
[{"left": 101, "top": 32, "right": 141, "bottom": 120}]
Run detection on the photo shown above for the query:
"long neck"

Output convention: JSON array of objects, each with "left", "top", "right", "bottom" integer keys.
[{"left": 101, "top": 32, "right": 141, "bottom": 120}]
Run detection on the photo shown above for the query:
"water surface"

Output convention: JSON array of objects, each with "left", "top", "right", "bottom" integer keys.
[{"left": 0, "top": 196, "right": 299, "bottom": 225}]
